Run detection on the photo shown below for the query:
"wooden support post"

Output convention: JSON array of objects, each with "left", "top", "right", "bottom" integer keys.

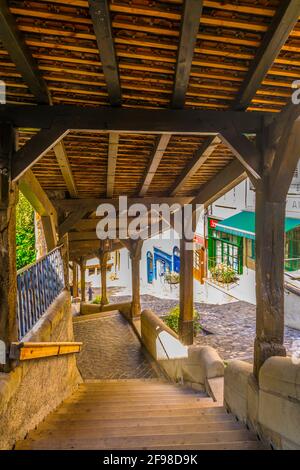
[
  {"left": 72, "top": 261, "right": 78, "bottom": 298},
  {"left": 253, "top": 182, "right": 286, "bottom": 378},
  {"left": 179, "top": 237, "right": 194, "bottom": 345},
  {"left": 129, "top": 240, "right": 143, "bottom": 319},
  {"left": 79, "top": 257, "right": 86, "bottom": 303},
  {"left": 0, "top": 123, "right": 18, "bottom": 371},
  {"left": 252, "top": 108, "right": 300, "bottom": 378},
  {"left": 99, "top": 250, "right": 109, "bottom": 309}
]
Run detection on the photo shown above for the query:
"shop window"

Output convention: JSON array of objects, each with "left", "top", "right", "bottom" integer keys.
[
  {"left": 208, "top": 232, "right": 243, "bottom": 275},
  {"left": 285, "top": 228, "right": 300, "bottom": 271}
]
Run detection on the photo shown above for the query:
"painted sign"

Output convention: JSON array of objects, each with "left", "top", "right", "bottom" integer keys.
[
  {"left": 286, "top": 197, "right": 300, "bottom": 215},
  {"left": 209, "top": 219, "right": 218, "bottom": 229}
]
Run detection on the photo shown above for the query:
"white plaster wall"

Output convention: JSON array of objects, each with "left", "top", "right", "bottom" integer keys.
[{"left": 284, "top": 288, "right": 300, "bottom": 329}]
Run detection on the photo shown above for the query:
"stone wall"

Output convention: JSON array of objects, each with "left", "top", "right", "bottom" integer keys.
[
  {"left": 224, "top": 357, "right": 300, "bottom": 450},
  {"left": 0, "top": 290, "right": 82, "bottom": 449},
  {"left": 141, "top": 309, "right": 224, "bottom": 392}
]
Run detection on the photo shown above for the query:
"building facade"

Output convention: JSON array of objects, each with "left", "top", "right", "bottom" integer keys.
[{"left": 205, "top": 162, "right": 300, "bottom": 328}]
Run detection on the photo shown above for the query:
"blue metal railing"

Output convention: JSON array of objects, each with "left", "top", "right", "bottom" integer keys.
[{"left": 17, "top": 247, "right": 65, "bottom": 340}]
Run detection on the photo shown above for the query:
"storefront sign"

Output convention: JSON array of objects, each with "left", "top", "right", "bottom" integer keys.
[
  {"left": 194, "top": 233, "right": 204, "bottom": 245},
  {"left": 209, "top": 219, "right": 218, "bottom": 229}
]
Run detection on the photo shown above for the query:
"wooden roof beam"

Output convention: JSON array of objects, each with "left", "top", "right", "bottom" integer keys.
[
  {"left": 233, "top": 0, "right": 300, "bottom": 111},
  {"left": 0, "top": 105, "right": 271, "bottom": 134},
  {"left": 172, "top": 0, "right": 204, "bottom": 108},
  {"left": 55, "top": 196, "right": 193, "bottom": 212},
  {"left": 0, "top": 0, "right": 50, "bottom": 104},
  {"left": 193, "top": 159, "right": 247, "bottom": 208},
  {"left": 88, "top": 0, "right": 121, "bottom": 106},
  {"left": 19, "top": 169, "right": 57, "bottom": 221},
  {"left": 19, "top": 169, "right": 58, "bottom": 250},
  {"left": 12, "top": 125, "right": 69, "bottom": 181},
  {"left": 107, "top": 132, "right": 119, "bottom": 198},
  {"left": 59, "top": 207, "right": 90, "bottom": 238},
  {"left": 170, "top": 135, "right": 220, "bottom": 195},
  {"left": 53, "top": 141, "right": 78, "bottom": 198},
  {"left": 138, "top": 134, "right": 171, "bottom": 197}
]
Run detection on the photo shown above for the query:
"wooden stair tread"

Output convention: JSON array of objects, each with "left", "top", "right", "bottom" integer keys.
[
  {"left": 25, "top": 421, "right": 247, "bottom": 442},
  {"left": 35, "top": 417, "right": 238, "bottom": 434},
  {"left": 15, "top": 430, "right": 260, "bottom": 450},
  {"left": 45, "top": 413, "right": 235, "bottom": 426},
  {"left": 15, "top": 379, "right": 266, "bottom": 450}
]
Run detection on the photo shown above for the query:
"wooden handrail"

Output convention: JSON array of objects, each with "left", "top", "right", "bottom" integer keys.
[{"left": 10, "top": 341, "right": 83, "bottom": 361}]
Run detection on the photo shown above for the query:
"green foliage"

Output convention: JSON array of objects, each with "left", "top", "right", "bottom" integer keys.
[
  {"left": 16, "top": 193, "right": 36, "bottom": 270},
  {"left": 164, "top": 272, "right": 180, "bottom": 285},
  {"left": 91, "top": 295, "right": 102, "bottom": 304},
  {"left": 163, "top": 305, "right": 201, "bottom": 337},
  {"left": 210, "top": 263, "right": 237, "bottom": 284}
]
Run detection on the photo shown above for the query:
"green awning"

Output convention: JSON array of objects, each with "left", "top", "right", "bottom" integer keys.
[{"left": 216, "top": 211, "right": 300, "bottom": 240}]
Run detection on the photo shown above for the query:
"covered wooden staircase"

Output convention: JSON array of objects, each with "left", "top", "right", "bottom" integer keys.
[{"left": 15, "top": 379, "right": 266, "bottom": 450}]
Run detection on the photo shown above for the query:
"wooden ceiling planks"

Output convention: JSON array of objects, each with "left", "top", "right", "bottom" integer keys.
[
  {"left": 3, "top": 0, "right": 296, "bottom": 111},
  {"left": 1, "top": 0, "right": 300, "bottom": 202}
]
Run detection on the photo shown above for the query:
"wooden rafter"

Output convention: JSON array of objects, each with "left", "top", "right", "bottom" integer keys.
[
  {"left": 88, "top": 0, "right": 121, "bottom": 106},
  {"left": 0, "top": 0, "right": 50, "bottom": 104},
  {"left": 139, "top": 134, "right": 171, "bottom": 196},
  {"left": 170, "top": 136, "right": 220, "bottom": 195},
  {"left": 233, "top": 0, "right": 300, "bottom": 111},
  {"left": 12, "top": 125, "right": 69, "bottom": 181},
  {"left": 53, "top": 141, "right": 78, "bottom": 198},
  {"left": 172, "top": 0, "right": 204, "bottom": 108},
  {"left": 107, "top": 133, "right": 119, "bottom": 198},
  {"left": 172, "top": 1, "right": 300, "bottom": 195},
  {"left": 59, "top": 208, "right": 90, "bottom": 238}
]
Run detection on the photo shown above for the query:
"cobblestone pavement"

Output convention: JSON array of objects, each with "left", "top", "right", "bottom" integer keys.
[
  {"left": 111, "top": 294, "right": 300, "bottom": 362},
  {"left": 73, "top": 312, "right": 157, "bottom": 379}
]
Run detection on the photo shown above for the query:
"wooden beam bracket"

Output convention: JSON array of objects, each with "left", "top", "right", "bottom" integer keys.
[{"left": 219, "top": 126, "right": 262, "bottom": 182}]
